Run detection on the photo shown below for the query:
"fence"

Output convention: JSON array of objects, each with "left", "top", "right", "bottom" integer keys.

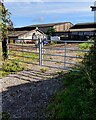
[{"left": 7, "top": 39, "right": 93, "bottom": 70}]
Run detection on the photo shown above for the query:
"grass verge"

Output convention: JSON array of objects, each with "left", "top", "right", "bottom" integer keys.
[{"left": 47, "top": 70, "right": 96, "bottom": 120}]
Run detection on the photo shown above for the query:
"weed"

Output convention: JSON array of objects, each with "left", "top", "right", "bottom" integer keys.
[
  {"left": 1, "top": 60, "right": 26, "bottom": 77},
  {"left": 56, "top": 71, "right": 64, "bottom": 75},
  {"left": 56, "top": 61, "right": 61, "bottom": 64},
  {"left": 2, "top": 60, "right": 25, "bottom": 72},
  {"left": 40, "top": 67, "right": 48, "bottom": 73}
]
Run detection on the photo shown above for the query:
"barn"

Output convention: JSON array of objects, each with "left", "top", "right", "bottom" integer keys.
[
  {"left": 69, "top": 22, "right": 96, "bottom": 40},
  {"left": 8, "top": 22, "right": 73, "bottom": 42}
]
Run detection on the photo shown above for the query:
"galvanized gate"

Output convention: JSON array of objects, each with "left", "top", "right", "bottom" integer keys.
[
  {"left": 7, "top": 39, "right": 40, "bottom": 66},
  {"left": 40, "top": 40, "right": 93, "bottom": 70},
  {"left": 7, "top": 39, "right": 93, "bottom": 70}
]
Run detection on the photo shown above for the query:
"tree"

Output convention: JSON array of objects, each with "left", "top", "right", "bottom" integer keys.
[
  {"left": 46, "top": 27, "right": 55, "bottom": 40},
  {"left": 0, "top": 1, "right": 13, "bottom": 60}
]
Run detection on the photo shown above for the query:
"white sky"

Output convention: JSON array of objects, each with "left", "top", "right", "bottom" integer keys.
[{"left": 4, "top": 0, "right": 96, "bottom": 3}]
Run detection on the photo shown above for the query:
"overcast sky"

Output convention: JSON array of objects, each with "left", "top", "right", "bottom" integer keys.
[{"left": 4, "top": 1, "right": 95, "bottom": 27}]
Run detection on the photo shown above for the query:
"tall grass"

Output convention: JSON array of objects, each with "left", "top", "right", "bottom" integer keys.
[{"left": 47, "top": 70, "right": 96, "bottom": 120}]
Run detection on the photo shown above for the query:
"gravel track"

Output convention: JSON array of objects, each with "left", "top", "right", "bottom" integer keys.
[{"left": 1, "top": 66, "right": 65, "bottom": 119}]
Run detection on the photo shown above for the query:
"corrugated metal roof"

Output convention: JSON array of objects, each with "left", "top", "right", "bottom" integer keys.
[
  {"left": 8, "top": 28, "right": 46, "bottom": 37},
  {"left": 8, "top": 31, "right": 28, "bottom": 37},
  {"left": 70, "top": 22, "right": 96, "bottom": 29},
  {"left": 14, "top": 22, "right": 73, "bottom": 33},
  {"left": 19, "top": 22, "right": 72, "bottom": 28}
]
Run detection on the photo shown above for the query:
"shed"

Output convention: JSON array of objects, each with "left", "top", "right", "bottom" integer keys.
[{"left": 8, "top": 28, "right": 46, "bottom": 43}]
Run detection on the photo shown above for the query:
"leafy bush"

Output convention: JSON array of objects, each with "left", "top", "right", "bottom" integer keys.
[
  {"left": 2, "top": 60, "right": 25, "bottom": 72},
  {"left": 78, "top": 40, "right": 94, "bottom": 58},
  {"left": 82, "top": 42, "right": 96, "bottom": 85},
  {"left": 79, "top": 40, "right": 93, "bottom": 50}
]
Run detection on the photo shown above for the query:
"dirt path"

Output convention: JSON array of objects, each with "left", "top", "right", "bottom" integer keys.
[{"left": 1, "top": 66, "right": 65, "bottom": 119}]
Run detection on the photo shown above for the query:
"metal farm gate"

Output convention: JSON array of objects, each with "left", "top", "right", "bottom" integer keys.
[{"left": 7, "top": 39, "right": 93, "bottom": 71}]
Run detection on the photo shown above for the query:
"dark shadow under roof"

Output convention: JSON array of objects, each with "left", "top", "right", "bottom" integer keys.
[
  {"left": 8, "top": 31, "right": 28, "bottom": 37},
  {"left": 70, "top": 22, "right": 96, "bottom": 29},
  {"left": 15, "top": 27, "right": 36, "bottom": 31}
]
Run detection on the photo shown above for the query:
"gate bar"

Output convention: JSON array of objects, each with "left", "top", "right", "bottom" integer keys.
[{"left": 39, "top": 38, "right": 43, "bottom": 66}]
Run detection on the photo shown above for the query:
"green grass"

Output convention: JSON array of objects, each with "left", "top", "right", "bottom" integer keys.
[
  {"left": 1, "top": 112, "right": 10, "bottom": 120},
  {"left": 47, "top": 70, "right": 96, "bottom": 120},
  {"left": 9, "top": 50, "right": 39, "bottom": 63}
]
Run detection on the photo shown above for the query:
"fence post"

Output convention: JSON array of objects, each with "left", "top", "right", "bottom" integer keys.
[
  {"left": 39, "top": 38, "right": 42, "bottom": 66},
  {"left": 64, "top": 41, "right": 67, "bottom": 69},
  {"left": 7, "top": 38, "right": 9, "bottom": 59},
  {"left": 22, "top": 39, "right": 24, "bottom": 62}
]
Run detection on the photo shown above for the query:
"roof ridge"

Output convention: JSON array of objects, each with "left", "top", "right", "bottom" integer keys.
[
  {"left": 75, "top": 22, "right": 96, "bottom": 25},
  {"left": 16, "top": 21, "right": 72, "bottom": 28}
]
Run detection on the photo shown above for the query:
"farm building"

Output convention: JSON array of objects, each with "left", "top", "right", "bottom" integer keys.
[
  {"left": 16, "top": 22, "right": 73, "bottom": 33},
  {"left": 69, "top": 22, "right": 96, "bottom": 40},
  {"left": 8, "top": 22, "right": 73, "bottom": 42},
  {"left": 8, "top": 27, "right": 46, "bottom": 43},
  {"left": 8, "top": 22, "right": 96, "bottom": 41}
]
